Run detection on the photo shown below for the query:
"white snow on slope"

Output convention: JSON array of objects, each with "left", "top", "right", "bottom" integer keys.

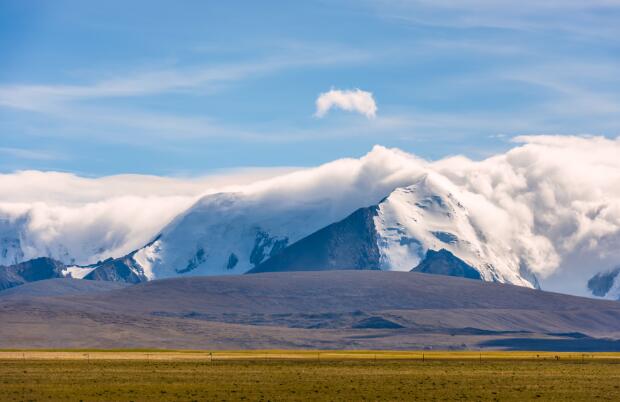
[
  {"left": 131, "top": 193, "right": 359, "bottom": 278},
  {"left": 374, "top": 175, "right": 535, "bottom": 287},
  {"left": 61, "top": 266, "right": 96, "bottom": 279}
]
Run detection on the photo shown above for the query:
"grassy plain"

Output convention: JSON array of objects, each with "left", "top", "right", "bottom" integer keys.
[{"left": 1, "top": 350, "right": 620, "bottom": 401}]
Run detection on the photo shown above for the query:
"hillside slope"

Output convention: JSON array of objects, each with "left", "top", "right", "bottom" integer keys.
[
  {"left": 1, "top": 271, "right": 619, "bottom": 350},
  {"left": 0, "top": 278, "right": 128, "bottom": 299}
]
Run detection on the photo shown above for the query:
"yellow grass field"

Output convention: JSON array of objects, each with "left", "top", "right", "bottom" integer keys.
[
  {"left": 1, "top": 349, "right": 619, "bottom": 361},
  {"left": 1, "top": 350, "right": 620, "bottom": 401}
]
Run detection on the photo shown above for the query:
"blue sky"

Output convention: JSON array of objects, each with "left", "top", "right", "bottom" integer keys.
[{"left": 1, "top": 0, "right": 619, "bottom": 176}]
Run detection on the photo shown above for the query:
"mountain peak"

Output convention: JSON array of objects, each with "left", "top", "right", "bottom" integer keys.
[
  {"left": 411, "top": 249, "right": 482, "bottom": 280},
  {"left": 374, "top": 177, "right": 537, "bottom": 287}
]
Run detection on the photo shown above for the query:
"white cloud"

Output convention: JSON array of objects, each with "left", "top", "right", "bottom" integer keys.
[
  {"left": 2, "top": 136, "right": 620, "bottom": 296},
  {"left": 0, "top": 48, "right": 372, "bottom": 143},
  {"left": 0, "top": 147, "right": 61, "bottom": 161},
  {"left": 315, "top": 88, "right": 377, "bottom": 119},
  {"left": 0, "top": 47, "right": 368, "bottom": 113},
  {"left": 0, "top": 167, "right": 298, "bottom": 264},
  {"left": 371, "top": 0, "right": 620, "bottom": 38}
]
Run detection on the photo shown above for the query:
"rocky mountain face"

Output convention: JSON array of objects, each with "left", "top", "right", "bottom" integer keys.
[
  {"left": 0, "top": 257, "right": 66, "bottom": 291},
  {"left": 588, "top": 268, "right": 620, "bottom": 299},
  {"left": 0, "top": 254, "right": 148, "bottom": 292},
  {"left": 248, "top": 207, "right": 382, "bottom": 274},
  {"left": 82, "top": 254, "right": 148, "bottom": 284},
  {"left": 411, "top": 249, "right": 481, "bottom": 280},
  {"left": 251, "top": 176, "right": 538, "bottom": 287}
]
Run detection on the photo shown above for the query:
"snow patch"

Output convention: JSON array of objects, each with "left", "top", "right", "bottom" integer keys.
[
  {"left": 132, "top": 240, "right": 161, "bottom": 280},
  {"left": 62, "top": 266, "right": 96, "bottom": 279}
]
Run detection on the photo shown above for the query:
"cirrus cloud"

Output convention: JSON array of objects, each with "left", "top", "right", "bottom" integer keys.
[{"left": 315, "top": 88, "right": 377, "bottom": 119}]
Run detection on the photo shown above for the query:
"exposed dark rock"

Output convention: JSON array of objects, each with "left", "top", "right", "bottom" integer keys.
[
  {"left": 178, "top": 248, "right": 206, "bottom": 274},
  {"left": 249, "top": 231, "right": 289, "bottom": 266},
  {"left": 411, "top": 249, "right": 481, "bottom": 280},
  {"left": 247, "top": 206, "right": 381, "bottom": 274},
  {"left": 269, "top": 238, "right": 289, "bottom": 257},
  {"left": 227, "top": 253, "right": 239, "bottom": 270},
  {"left": 588, "top": 267, "right": 620, "bottom": 297},
  {"left": 0, "top": 257, "right": 65, "bottom": 291},
  {"left": 431, "top": 231, "right": 459, "bottom": 244},
  {"left": 0, "top": 267, "right": 24, "bottom": 291},
  {"left": 83, "top": 255, "right": 147, "bottom": 284}
]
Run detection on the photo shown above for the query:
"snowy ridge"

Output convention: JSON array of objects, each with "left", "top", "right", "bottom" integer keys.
[
  {"left": 374, "top": 175, "right": 536, "bottom": 287},
  {"left": 128, "top": 192, "right": 355, "bottom": 279},
  {"left": 120, "top": 175, "right": 539, "bottom": 288}
]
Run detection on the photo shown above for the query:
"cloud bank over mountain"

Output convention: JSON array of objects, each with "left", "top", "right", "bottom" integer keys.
[
  {"left": 0, "top": 168, "right": 296, "bottom": 264},
  {"left": 1, "top": 135, "right": 619, "bottom": 294}
]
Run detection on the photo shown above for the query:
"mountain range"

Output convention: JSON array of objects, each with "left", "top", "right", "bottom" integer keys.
[
  {"left": 2, "top": 163, "right": 620, "bottom": 350},
  {"left": 1, "top": 175, "right": 543, "bottom": 292}
]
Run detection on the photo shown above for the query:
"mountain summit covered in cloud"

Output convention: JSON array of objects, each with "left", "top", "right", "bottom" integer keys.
[{"left": 1, "top": 135, "right": 620, "bottom": 297}]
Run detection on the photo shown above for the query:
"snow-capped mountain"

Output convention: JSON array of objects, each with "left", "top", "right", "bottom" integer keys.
[
  {"left": 0, "top": 211, "right": 116, "bottom": 267},
  {"left": 1, "top": 164, "right": 541, "bottom": 290},
  {"left": 89, "top": 174, "right": 537, "bottom": 288},
  {"left": 249, "top": 175, "right": 538, "bottom": 288},
  {"left": 124, "top": 191, "right": 365, "bottom": 279},
  {"left": 373, "top": 176, "right": 537, "bottom": 287}
]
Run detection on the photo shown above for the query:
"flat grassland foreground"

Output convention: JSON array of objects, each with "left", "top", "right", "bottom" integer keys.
[{"left": 1, "top": 351, "right": 620, "bottom": 401}]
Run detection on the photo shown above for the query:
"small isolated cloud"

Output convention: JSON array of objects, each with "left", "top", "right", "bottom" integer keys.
[{"left": 315, "top": 88, "right": 377, "bottom": 119}]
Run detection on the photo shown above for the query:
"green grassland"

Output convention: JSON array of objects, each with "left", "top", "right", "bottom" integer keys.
[{"left": 1, "top": 351, "right": 620, "bottom": 401}]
